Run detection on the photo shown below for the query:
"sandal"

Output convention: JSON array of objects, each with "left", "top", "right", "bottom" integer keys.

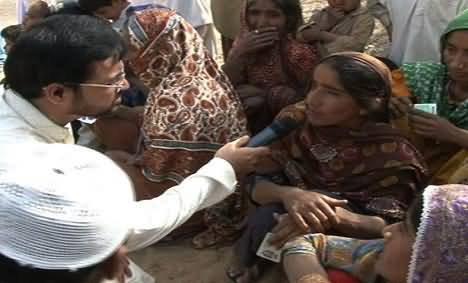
[{"left": 226, "top": 266, "right": 260, "bottom": 283}]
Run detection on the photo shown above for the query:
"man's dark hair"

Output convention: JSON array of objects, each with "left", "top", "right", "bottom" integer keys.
[
  {"left": 0, "top": 253, "right": 101, "bottom": 283},
  {"left": 4, "top": 15, "right": 127, "bottom": 100},
  {"left": 78, "top": 0, "right": 113, "bottom": 13},
  {"left": 1, "top": 24, "right": 23, "bottom": 42}
]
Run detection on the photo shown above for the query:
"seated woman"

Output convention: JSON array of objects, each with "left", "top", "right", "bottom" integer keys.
[
  {"left": 390, "top": 10, "right": 468, "bottom": 185},
  {"left": 223, "top": 0, "right": 320, "bottom": 134},
  {"left": 296, "top": 0, "right": 375, "bottom": 55},
  {"left": 227, "top": 52, "right": 428, "bottom": 283},
  {"left": 283, "top": 184, "right": 467, "bottom": 283}
]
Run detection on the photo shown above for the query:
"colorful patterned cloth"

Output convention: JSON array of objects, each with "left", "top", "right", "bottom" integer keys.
[
  {"left": 284, "top": 234, "right": 383, "bottom": 283},
  {"left": 283, "top": 185, "right": 468, "bottom": 283},
  {"left": 272, "top": 119, "right": 428, "bottom": 222},
  {"left": 123, "top": 7, "right": 248, "bottom": 239},
  {"left": 408, "top": 185, "right": 468, "bottom": 283},
  {"left": 127, "top": 7, "right": 247, "bottom": 192}
]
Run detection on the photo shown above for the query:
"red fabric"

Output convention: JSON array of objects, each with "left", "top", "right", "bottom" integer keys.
[{"left": 327, "top": 269, "right": 361, "bottom": 283}]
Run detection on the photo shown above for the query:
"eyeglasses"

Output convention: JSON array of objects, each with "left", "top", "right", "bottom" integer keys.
[{"left": 65, "top": 78, "right": 128, "bottom": 94}]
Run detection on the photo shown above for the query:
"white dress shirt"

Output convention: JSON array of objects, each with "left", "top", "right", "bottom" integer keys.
[
  {"left": 0, "top": 87, "right": 237, "bottom": 251},
  {"left": 0, "top": 88, "right": 75, "bottom": 144}
]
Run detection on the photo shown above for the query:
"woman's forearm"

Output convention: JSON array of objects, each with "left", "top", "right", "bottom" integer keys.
[
  {"left": 252, "top": 181, "right": 298, "bottom": 205},
  {"left": 284, "top": 254, "right": 330, "bottom": 283},
  {"left": 448, "top": 127, "right": 468, "bottom": 149},
  {"left": 334, "top": 207, "right": 386, "bottom": 238}
]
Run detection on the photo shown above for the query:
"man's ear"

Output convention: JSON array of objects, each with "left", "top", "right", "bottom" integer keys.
[{"left": 41, "top": 83, "right": 69, "bottom": 105}]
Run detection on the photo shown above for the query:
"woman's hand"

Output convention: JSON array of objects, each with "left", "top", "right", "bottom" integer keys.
[
  {"left": 389, "top": 96, "right": 413, "bottom": 118},
  {"left": 236, "top": 85, "right": 267, "bottom": 114},
  {"left": 270, "top": 213, "right": 307, "bottom": 248},
  {"left": 231, "top": 27, "right": 279, "bottom": 56},
  {"left": 281, "top": 188, "right": 348, "bottom": 233},
  {"left": 409, "top": 109, "right": 460, "bottom": 143}
]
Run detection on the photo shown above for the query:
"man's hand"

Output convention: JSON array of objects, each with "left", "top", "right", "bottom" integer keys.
[
  {"left": 389, "top": 96, "right": 413, "bottom": 118},
  {"left": 409, "top": 109, "right": 459, "bottom": 142},
  {"left": 215, "top": 136, "right": 271, "bottom": 179},
  {"left": 270, "top": 213, "right": 307, "bottom": 248},
  {"left": 281, "top": 189, "right": 348, "bottom": 233}
]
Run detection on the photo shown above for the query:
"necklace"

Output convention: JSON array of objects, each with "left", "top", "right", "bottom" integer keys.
[{"left": 309, "top": 129, "right": 338, "bottom": 162}]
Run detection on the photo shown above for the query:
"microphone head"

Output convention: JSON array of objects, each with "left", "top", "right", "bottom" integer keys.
[{"left": 270, "top": 117, "right": 302, "bottom": 136}]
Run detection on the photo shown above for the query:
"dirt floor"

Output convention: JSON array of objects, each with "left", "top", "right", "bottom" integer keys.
[{"left": 0, "top": 1, "right": 389, "bottom": 282}]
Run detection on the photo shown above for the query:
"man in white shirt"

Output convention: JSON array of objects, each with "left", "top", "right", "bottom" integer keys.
[
  {"left": 0, "top": 142, "right": 239, "bottom": 283},
  {"left": 0, "top": 14, "right": 269, "bottom": 282},
  {"left": 368, "top": 0, "right": 468, "bottom": 64}
]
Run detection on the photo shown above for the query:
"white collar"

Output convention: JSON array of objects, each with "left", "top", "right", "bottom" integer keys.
[{"left": 2, "top": 88, "right": 74, "bottom": 144}]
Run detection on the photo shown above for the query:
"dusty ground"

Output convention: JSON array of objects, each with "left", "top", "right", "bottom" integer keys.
[{"left": 0, "top": 0, "right": 389, "bottom": 282}]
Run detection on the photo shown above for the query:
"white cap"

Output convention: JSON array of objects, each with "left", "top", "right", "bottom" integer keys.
[{"left": 0, "top": 143, "right": 135, "bottom": 270}]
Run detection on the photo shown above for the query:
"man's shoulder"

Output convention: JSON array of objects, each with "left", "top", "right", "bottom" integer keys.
[{"left": 0, "top": 95, "right": 50, "bottom": 145}]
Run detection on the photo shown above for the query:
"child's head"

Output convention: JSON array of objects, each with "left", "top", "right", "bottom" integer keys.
[
  {"left": 78, "top": 0, "right": 129, "bottom": 21},
  {"left": 327, "top": 0, "right": 361, "bottom": 13},
  {"left": 22, "top": 1, "right": 50, "bottom": 30},
  {"left": 375, "top": 185, "right": 467, "bottom": 283},
  {"left": 245, "top": 0, "right": 303, "bottom": 34},
  {"left": 1, "top": 25, "right": 22, "bottom": 53}
]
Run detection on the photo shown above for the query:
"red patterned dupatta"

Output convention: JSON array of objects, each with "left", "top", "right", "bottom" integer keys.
[
  {"left": 232, "top": 0, "right": 320, "bottom": 91},
  {"left": 126, "top": 8, "right": 248, "bottom": 198},
  {"left": 228, "top": 0, "right": 320, "bottom": 133},
  {"left": 272, "top": 121, "right": 428, "bottom": 222}
]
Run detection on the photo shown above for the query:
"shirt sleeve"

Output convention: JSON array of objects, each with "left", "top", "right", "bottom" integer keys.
[
  {"left": 283, "top": 234, "right": 383, "bottom": 283},
  {"left": 124, "top": 157, "right": 237, "bottom": 251},
  {"left": 325, "top": 13, "right": 375, "bottom": 53}
]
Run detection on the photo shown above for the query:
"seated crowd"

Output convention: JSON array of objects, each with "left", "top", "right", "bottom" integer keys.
[{"left": 0, "top": 0, "right": 467, "bottom": 283}]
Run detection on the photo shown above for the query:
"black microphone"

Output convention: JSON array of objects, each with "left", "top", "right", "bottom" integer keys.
[{"left": 246, "top": 118, "right": 301, "bottom": 147}]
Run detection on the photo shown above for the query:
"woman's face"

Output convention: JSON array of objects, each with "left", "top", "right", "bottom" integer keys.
[
  {"left": 375, "top": 218, "right": 416, "bottom": 283},
  {"left": 443, "top": 30, "right": 468, "bottom": 85},
  {"left": 247, "top": 0, "right": 287, "bottom": 32},
  {"left": 305, "top": 63, "right": 364, "bottom": 128}
]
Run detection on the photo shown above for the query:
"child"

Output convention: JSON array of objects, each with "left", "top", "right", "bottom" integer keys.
[
  {"left": 1, "top": 25, "right": 22, "bottom": 54},
  {"left": 297, "top": 0, "right": 374, "bottom": 54}
]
